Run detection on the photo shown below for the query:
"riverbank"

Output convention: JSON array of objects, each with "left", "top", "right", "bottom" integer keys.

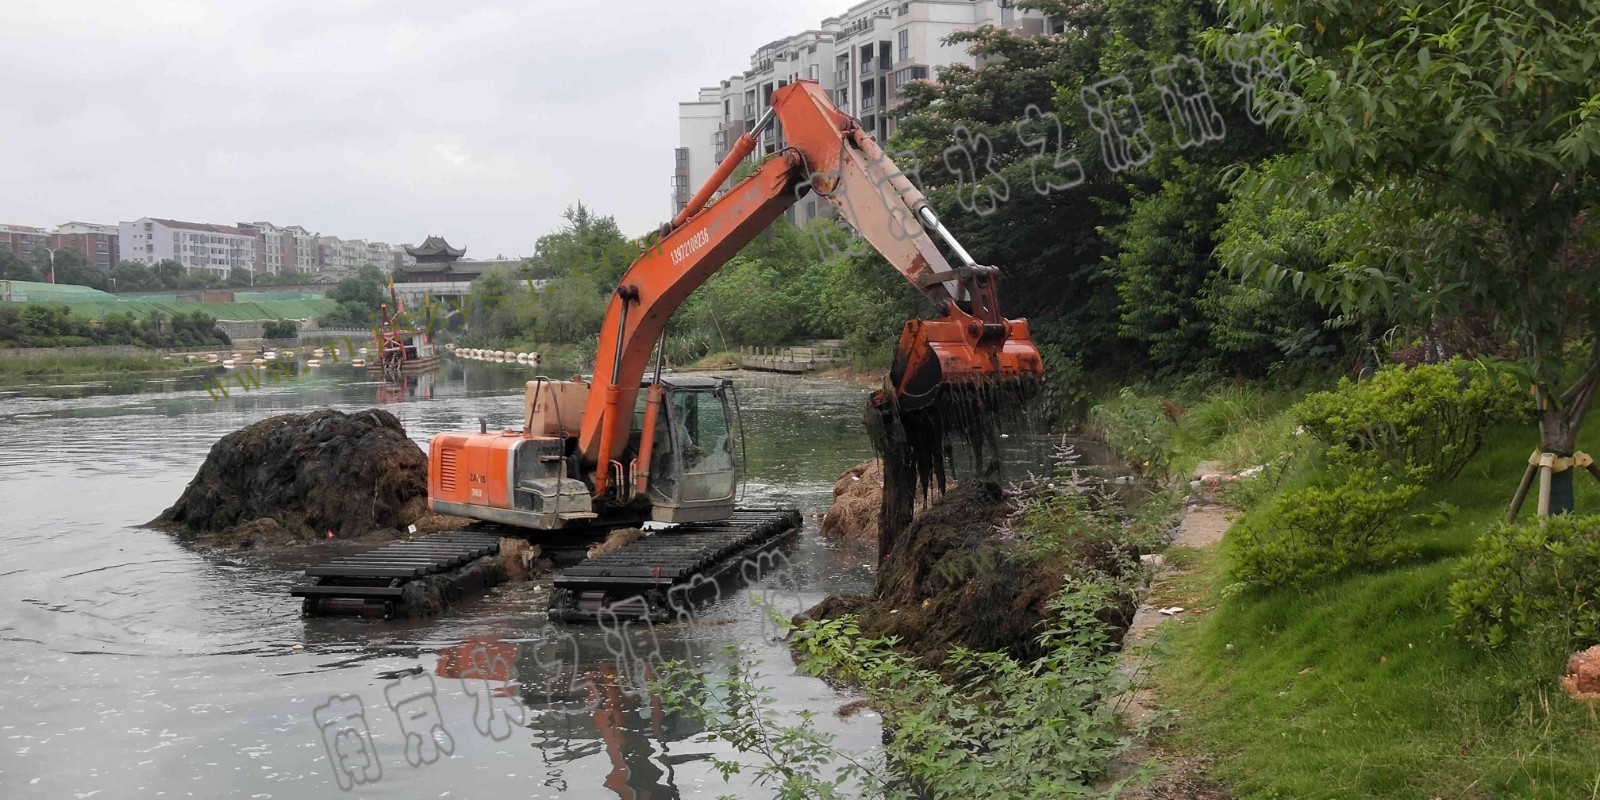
[
  {"left": 1117, "top": 381, "right": 1600, "bottom": 798},
  {"left": 0, "top": 350, "right": 203, "bottom": 381}
]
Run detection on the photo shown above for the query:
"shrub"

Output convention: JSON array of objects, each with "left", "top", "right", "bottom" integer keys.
[
  {"left": 1036, "top": 342, "right": 1092, "bottom": 429},
  {"left": 1449, "top": 515, "right": 1600, "bottom": 650},
  {"left": 1292, "top": 359, "right": 1523, "bottom": 482},
  {"left": 1088, "top": 388, "right": 1173, "bottom": 477},
  {"left": 263, "top": 319, "right": 298, "bottom": 339},
  {"left": 1228, "top": 468, "right": 1421, "bottom": 588}
]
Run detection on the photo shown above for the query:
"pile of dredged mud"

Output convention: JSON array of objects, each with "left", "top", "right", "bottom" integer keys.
[
  {"left": 805, "top": 477, "right": 1140, "bottom": 665},
  {"left": 152, "top": 408, "right": 464, "bottom": 549}
]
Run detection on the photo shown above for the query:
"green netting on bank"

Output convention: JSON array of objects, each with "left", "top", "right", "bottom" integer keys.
[
  {"left": 25, "top": 298, "right": 338, "bottom": 321},
  {"left": 1, "top": 281, "right": 119, "bottom": 302}
]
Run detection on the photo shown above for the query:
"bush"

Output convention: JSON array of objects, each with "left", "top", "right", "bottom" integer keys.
[
  {"left": 1228, "top": 469, "right": 1421, "bottom": 589},
  {"left": 263, "top": 319, "right": 298, "bottom": 339},
  {"left": 1036, "top": 342, "right": 1092, "bottom": 429},
  {"left": 1449, "top": 515, "right": 1600, "bottom": 650},
  {"left": 1292, "top": 359, "right": 1523, "bottom": 482},
  {"left": 1088, "top": 388, "right": 1173, "bottom": 476}
]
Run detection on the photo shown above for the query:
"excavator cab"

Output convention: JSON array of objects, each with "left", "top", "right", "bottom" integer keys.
[{"left": 644, "top": 376, "right": 739, "bottom": 523}]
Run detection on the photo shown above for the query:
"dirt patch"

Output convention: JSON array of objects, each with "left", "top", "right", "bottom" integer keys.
[
  {"left": 801, "top": 480, "right": 1139, "bottom": 665},
  {"left": 1113, "top": 751, "right": 1234, "bottom": 800},
  {"left": 1562, "top": 644, "right": 1600, "bottom": 701},
  {"left": 151, "top": 408, "right": 432, "bottom": 549}
]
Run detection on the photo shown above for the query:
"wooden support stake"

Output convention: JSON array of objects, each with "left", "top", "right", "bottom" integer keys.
[
  {"left": 1537, "top": 453, "right": 1556, "bottom": 518},
  {"left": 1507, "top": 462, "right": 1538, "bottom": 523}
]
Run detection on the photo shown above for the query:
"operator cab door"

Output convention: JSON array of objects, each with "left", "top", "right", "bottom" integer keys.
[{"left": 647, "top": 377, "right": 738, "bottom": 522}]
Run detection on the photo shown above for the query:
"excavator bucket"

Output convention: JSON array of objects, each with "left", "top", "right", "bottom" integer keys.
[
  {"left": 868, "top": 307, "right": 1045, "bottom": 554},
  {"left": 887, "top": 312, "right": 1043, "bottom": 410}
]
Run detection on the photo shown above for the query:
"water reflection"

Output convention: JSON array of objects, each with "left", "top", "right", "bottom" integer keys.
[{"left": 0, "top": 358, "right": 894, "bottom": 800}]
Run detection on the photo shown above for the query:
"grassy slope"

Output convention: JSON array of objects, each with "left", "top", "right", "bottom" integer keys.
[
  {"left": 0, "top": 352, "right": 197, "bottom": 380},
  {"left": 1153, "top": 416, "right": 1600, "bottom": 799},
  {"left": 32, "top": 298, "right": 337, "bottom": 321}
]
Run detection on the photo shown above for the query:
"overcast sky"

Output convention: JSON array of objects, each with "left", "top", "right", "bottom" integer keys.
[{"left": 2, "top": 0, "right": 850, "bottom": 258}]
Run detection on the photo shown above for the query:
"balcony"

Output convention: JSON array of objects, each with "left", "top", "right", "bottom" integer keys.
[
  {"left": 860, "top": 60, "right": 873, "bottom": 76},
  {"left": 835, "top": 68, "right": 851, "bottom": 85},
  {"left": 861, "top": 95, "right": 877, "bottom": 112},
  {"left": 744, "top": 103, "right": 757, "bottom": 120}
]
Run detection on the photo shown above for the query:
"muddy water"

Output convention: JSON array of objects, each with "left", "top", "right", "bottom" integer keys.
[{"left": 0, "top": 359, "right": 1066, "bottom": 799}]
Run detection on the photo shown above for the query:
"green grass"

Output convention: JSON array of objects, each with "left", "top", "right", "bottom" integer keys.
[
  {"left": 0, "top": 352, "right": 198, "bottom": 381},
  {"left": 30, "top": 298, "right": 337, "bottom": 321},
  {"left": 1152, "top": 420, "right": 1600, "bottom": 799}
]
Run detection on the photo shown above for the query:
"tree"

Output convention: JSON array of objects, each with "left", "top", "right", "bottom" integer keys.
[
  {"left": 532, "top": 275, "right": 607, "bottom": 344},
  {"left": 32, "top": 247, "right": 107, "bottom": 290},
  {"left": 533, "top": 202, "right": 632, "bottom": 289},
  {"left": 462, "top": 266, "right": 536, "bottom": 343},
  {"left": 1220, "top": 0, "right": 1600, "bottom": 470},
  {"left": 226, "top": 267, "right": 253, "bottom": 288},
  {"left": 319, "top": 265, "right": 389, "bottom": 326},
  {"left": 153, "top": 260, "right": 186, "bottom": 289},
  {"left": 110, "top": 260, "right": 158, "bottom": 291},
  {"left": 0, "top": 248, "right": 38, "bottom": 282}
]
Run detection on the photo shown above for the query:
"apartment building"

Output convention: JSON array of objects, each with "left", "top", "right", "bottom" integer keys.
[
  {"left": 118, "top": 217, "right": 256, "bottom": 277},
  {"left": 51, "top": 222, "right": 120, "bottom": 272},
  {"left": 673, "top": 0, "right": 1059, "bottom": 217},
  {"left": 237, "top": 221, "right": 320, "bottom": 275},
  {"left": 392, "top": 245, "right": 418, "bottom": 273},
  {"left": 0, "top": 224, "right": 50, "bottom": 261},
  {"left": 312, "top": 236, "right": 395, "bottom": 277}
]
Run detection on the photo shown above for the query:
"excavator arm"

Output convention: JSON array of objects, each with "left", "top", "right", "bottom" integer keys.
[{"left": 578, "top": 80, "right": 1042, "bottom": 499}]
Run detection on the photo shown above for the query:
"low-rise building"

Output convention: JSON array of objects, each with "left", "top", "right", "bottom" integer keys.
[{"left": 0, "top": 224, "right": 50, "bottom": 261}]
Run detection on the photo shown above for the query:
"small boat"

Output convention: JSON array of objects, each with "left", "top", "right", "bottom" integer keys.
[
  {"left": 222, "top": 359, "right": 237, "bottom": 368},
  {"left": 305, "top": 359, "right": 321, "bottom": 367},
  {"left": 205, "top": 353, "right": 219, "bottom": 363},
  {"left": 251, "top": 357, "right": 266, "bottom": 366},
  {"left": 351, "top": 358, "right": 367, "bottom": 367},
  {"left": 358, "top": 347, "right": 370, "bottom": 355},
  {"left": 312, "top": 348, "right": 326, "bottom": 357},
  {"left": 262, "top": 351, "right": 277, "bottom": 361}
]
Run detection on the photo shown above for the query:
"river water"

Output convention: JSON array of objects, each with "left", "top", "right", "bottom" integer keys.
[{"left": 0, "top": 358, "right": 1063, "bottom": 799}]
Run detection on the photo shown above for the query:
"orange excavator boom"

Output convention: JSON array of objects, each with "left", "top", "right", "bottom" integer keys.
[{"left": 578, "top": 80, "right": 1043, "bottom": 499}]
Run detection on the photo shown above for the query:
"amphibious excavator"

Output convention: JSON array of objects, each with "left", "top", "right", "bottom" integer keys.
[{"left": 424, "top": 80, "right": 1044, "bottom": 619}]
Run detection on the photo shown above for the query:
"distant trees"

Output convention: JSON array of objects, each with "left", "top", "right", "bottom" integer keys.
[
  {"left": 263, "top": 319, "right": 299, "bottom": 339},
  {"left": 30, "top": 247, "right": 107, "bottom": 290},
  {"left": 0, "top": 305, "right": 230, "bottom": 348},
  {"left": 318, "top": 265, "right": 390, "bottom": 327},
  {"left": 0, "top": 249, "right": 39, "bottom": 282}
]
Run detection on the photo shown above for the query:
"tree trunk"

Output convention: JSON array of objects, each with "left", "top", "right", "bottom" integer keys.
[{"left": 1536, "top": 353, "right": 1600, "bottom": 516}]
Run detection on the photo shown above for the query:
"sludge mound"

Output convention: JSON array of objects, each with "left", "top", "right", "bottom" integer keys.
[
  {"left": 820, "top": 460, "right": 884, "bottom": 541},
  {"left": 153, "top": 408, "right": 436, "bottom": 548},
  {"left": 803, "top": 480, "right": 1139, "bottom": 666}
]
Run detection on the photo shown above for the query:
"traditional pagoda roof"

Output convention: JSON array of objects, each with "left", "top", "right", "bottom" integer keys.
[
  {"left": 404, "top": 236, "right": 466, "bottom": 263},
  {"left": 393, "top": 258, "right": 521, "bottom": 278}
]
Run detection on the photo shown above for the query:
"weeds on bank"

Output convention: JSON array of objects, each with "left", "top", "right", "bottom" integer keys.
[
  {"left": 652, "top": 446, "right": 1166, "bottom": 800},
  {"left": 655, "top": 582, "right": 1139, "bottom": 800},
  {"left": 0, "top": 352, "right": 195, "bottom": 381}
]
